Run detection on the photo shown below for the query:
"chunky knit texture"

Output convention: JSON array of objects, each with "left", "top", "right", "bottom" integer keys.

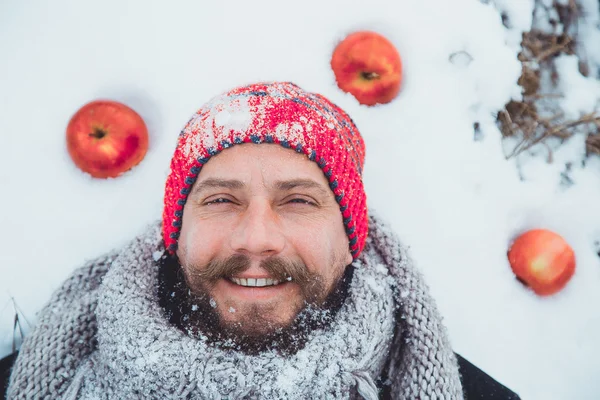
[
  {"left": 7, "top": 212, "right": 464, "bottom": 399},
  {"left": 163, "top": 82, "right": 368, "bottom": 259}
]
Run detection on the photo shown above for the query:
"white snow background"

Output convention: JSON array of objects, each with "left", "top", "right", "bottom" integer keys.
[{"left": 1, "top": 0, "right": 600, "bottom": 398}]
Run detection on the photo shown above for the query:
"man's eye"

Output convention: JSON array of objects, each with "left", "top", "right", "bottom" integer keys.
[
  {"left": 288, "top": 198, "right": 316, "bottom": 206},
  {"left": 205, "top": 198, "right": 231, "bottom": 205}
]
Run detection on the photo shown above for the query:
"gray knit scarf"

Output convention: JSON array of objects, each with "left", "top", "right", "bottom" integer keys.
[{"left": 7, "top": 212, "right": 464, "bottom": 399}]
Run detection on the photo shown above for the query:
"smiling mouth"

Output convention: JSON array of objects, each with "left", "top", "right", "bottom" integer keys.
[{"left": 229, "top": 277, "right": 291, "bottom": 288}]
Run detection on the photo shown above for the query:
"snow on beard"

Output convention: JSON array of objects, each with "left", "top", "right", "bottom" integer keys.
[{"left": 159, "top": 253, "right": 353, "bottom": 355}]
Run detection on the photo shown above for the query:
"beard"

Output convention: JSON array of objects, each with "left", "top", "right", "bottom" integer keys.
[{"left": 157, "top": 251, "right": 354, "bottom": 356}]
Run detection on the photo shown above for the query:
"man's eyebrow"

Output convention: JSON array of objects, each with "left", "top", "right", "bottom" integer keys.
[
  {"left": 275, "top": 179, "right": 329, "bottom": 195},
  {"left": 191, "top": 178, "right": 245, "bottom": 196}
]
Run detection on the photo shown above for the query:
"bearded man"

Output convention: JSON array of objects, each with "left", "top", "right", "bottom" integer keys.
[{"left": 3, "top": 82, "right": 520, "bottom": 399}]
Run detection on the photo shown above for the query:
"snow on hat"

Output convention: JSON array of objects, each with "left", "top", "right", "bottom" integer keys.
[{"left": 163, "top": 82, "right": 367, "bottom": 259}]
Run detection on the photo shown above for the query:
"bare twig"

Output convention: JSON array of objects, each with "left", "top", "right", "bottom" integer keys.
[
  {"left": 524, "top": 93, "right": 563, "bottom": 100},
  {"left": 543, "top": 141, "right": 554, "bottom": 163},
  {"left": 10, "top": 297, "right": 31, "bottom": 329},
  {"left": 549, "top": 113, "right": 598, "bottom": 133},
  {"left": 10, "top": 296, "right": 31, "bottom": 353},
  {"left": 13, "top": 313, "right": 24, "bottom": 353},
  {"left": 536, "top": 36, "right": 572, "bottom": 62},
  {"left": 509, "top": 113, "right": 599, "bottom": 157},
  {"left": 586, "top": 134, "right": 600, "bottom": 155}
]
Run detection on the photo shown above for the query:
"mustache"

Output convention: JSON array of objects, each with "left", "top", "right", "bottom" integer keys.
[{"left": 185, "top": 254, "right": 324, "bottom": 301}]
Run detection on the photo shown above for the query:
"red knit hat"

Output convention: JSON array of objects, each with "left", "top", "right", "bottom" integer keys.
[{"left": 163, "top": 82, "right": 368, "bottom": 259}]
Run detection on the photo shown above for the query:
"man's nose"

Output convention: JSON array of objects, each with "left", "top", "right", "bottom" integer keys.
[{"left": 229, "top": 199, "right": 285, "bottom": 257}]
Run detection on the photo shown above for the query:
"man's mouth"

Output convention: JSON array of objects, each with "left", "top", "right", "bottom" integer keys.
[{"left": 229, "top": 277, "right": 289, "bottom": 287}]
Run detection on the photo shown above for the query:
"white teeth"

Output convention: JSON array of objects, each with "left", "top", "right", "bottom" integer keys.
[{"left": 231, "top": 277, "right": 282, "bottom": 287}]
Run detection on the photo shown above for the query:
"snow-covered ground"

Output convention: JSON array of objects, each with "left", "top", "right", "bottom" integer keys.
[{"left": 1, "top": 0, "right": 599, "bottom": 398}]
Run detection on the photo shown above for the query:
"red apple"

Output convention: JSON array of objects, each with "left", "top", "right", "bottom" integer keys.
[
  {"left": 66, "top": 100, "right": 149, "bottom": 178},
  {"left": 507, "top": 229, "right": 576, "bottom": 296},
  {"left": 331, "top": 31, "right": 403, "bottom": 106}
]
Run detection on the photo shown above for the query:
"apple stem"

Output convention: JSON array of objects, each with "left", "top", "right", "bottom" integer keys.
[
  {"left": 361, "top": 71, "right": 380, "bottom": 80},
  {"left": 89, "top": 127, "right": 106, "bottom": 139}
]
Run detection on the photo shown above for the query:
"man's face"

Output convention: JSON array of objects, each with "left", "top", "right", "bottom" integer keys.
[{"left": 176, "top": 143, "right": 353, "bottom": 341}]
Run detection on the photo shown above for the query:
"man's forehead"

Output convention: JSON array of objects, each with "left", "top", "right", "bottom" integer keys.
[
  {"left": 196, "top": 144, "right": 324, "bottom": 177},
  {"left": 191, "top": 176, "right": 330, "bottom": 196}
]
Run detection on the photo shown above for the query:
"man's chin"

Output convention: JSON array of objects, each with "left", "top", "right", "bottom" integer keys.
[
  {"left": 217, "top": 304, "right": 298, "bottom": 337},
  {"left": 211, "top": 302, "right": 333, "bottom": 355},
  {"left": 207, "top": 299, "right": 304, "bottom": 352}
]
